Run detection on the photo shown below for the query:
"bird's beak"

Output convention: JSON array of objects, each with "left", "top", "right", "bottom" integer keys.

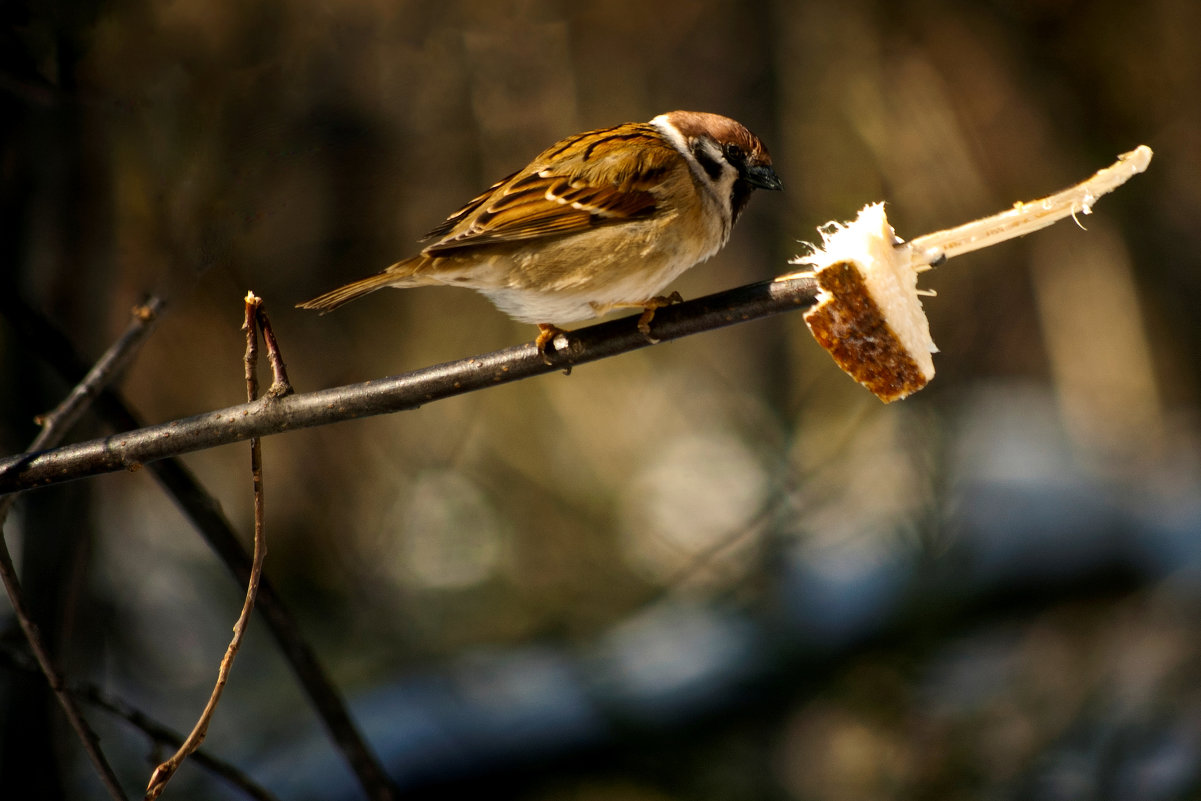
[{"left": 743, "top": 163, "right": 784, "bottom": 191}]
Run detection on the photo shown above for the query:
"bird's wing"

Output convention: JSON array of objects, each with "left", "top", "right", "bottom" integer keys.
[{"left": 421, "top": 124, "right": 681, "bottom": 256}]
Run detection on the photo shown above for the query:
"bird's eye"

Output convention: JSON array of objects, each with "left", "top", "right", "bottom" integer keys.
[{"left": 722, "top": 143, "right": 746, "bottom": 163}]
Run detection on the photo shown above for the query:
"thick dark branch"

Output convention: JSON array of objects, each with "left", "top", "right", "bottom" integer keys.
[{"left": 0, "top": 275, "right": 818, "bottom": 495}]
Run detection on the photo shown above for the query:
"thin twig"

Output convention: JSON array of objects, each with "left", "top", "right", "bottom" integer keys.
[
  {"left": 0, "top": 299, "right": 164, "bottom": 800},
  {"left": 254, "top": 304, "right": 294, "bottom": 398},
  {"left": 33, "top": 299, "right": 165, "bottom": 453},
  {"left": 0, "top": 550, "right": 128, "bottom": 800},
  {"left": 0, "top": 274, "right": 819, "bottom": 494},
  {"left": 0, "top": 296, "right": 163, "bottom": 523},
  {"left": 0, "top": 294, "right": 397, "bottom": 801},
  {"left": 86, "top": 686, "right": 282, "bottom": 801},
  {"left": 145, "top": 293, "right": 272, "bottom": 800}
]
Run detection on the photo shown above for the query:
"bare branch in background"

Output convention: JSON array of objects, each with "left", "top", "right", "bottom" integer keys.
[
  {"left": 0, "top": 299, "right": 165, "bottom": 801},
  {"left": 0, "top": 294, "right": 397, "bottom": 801},
  {"left": 1, "top": 639, "right": 281, "bottom": 801}
]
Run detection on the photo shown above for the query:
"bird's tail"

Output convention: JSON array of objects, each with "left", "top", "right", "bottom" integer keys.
[{"left": 296, "top": 257, "right": 425, "bottom": 313}]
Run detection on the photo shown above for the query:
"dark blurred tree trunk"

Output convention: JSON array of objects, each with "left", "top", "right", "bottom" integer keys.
[{"left": 1, "top": 0, "right": 112, "bottom": 795}]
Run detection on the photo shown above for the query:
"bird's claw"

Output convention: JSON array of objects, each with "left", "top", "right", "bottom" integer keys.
[{"left": 636, "top": 292, "right": 684, "bottom": 342}]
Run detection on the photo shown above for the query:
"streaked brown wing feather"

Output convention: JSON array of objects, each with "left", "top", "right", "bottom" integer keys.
[
  {"left": 421, "top": 124, "right": 678, "bottom": 256},
  {"left": 421, "top": 173, "right": 515, "bottom": 241}
]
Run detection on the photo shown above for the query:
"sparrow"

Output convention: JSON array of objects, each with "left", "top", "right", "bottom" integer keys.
[{"left": 298, "top": 110, "right": 782, "bottom": 355}]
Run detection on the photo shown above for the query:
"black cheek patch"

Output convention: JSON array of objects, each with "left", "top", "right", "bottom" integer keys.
[{"left": 692, "top": 142, "right": 725, "bottom": 182}]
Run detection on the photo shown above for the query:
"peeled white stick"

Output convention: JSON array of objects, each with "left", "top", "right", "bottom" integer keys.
[
  {"left": 784, "top": 146, "right": 1153, "bottom": 403},
  {"left": 905, "top": 145, "right": 1153, "bottom": 268}
]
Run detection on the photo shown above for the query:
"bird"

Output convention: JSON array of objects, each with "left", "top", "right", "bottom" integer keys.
[{"left": 297, "top": 110, "right": 782, "bottom": 356}]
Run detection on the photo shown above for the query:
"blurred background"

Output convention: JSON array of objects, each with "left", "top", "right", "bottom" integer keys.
[{"left": 3, "top": 0, "right": 1200, "bottom": 798}]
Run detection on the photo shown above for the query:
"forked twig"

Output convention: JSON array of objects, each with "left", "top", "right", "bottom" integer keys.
[{"left": 145, "top": 293, "right": 272, "bottom": 799}]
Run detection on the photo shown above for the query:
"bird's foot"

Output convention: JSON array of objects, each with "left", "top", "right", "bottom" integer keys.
[
  {"left": 636, "top": 292, "right": 684, "bottom": 342},
  {"left": 536, "top": 323, "right": 569, "bottom": 365}
]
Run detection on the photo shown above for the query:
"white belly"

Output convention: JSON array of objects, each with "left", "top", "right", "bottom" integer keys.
[{"left": 452, "top": 217, "right": 727, "bottom": 324}]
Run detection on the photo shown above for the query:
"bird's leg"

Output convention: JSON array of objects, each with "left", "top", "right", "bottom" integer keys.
[
  {"left": 589, "top": 292, "right": 684, "bottom": 343},
  {"left": 535, "top": 323, "right": 568, "bottom": 364}
]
